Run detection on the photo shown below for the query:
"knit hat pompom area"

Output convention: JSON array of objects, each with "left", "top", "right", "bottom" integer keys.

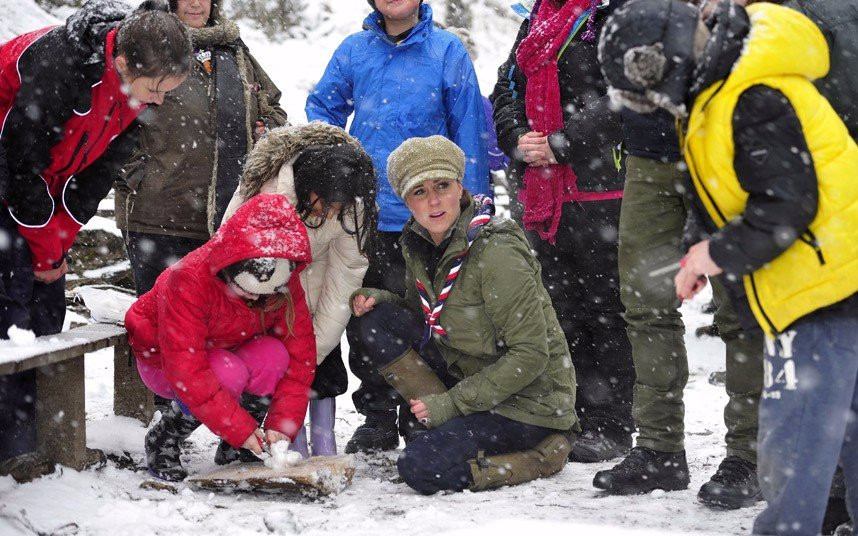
[
  {"left": 223, "top": 257, "right": 295, "bottom": 296},
  {"left": 387, "top": 136, "right": 465, "bottom": 199}
]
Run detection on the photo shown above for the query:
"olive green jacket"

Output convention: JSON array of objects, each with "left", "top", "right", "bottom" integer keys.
[{"left": 357, "top": 199, "right": 579, "bottom": 431}]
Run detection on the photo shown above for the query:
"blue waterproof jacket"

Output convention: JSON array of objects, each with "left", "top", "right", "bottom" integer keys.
[{"left": 305, "top": 4, "right": 489, "bottom": 231}]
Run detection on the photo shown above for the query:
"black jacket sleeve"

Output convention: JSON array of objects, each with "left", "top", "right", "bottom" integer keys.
[
  {"left": 1, "top": 29, "right": 86, "bottom": 225},
  {"left": 709, "top": 85, "right": 818, "bottom": 277},
  {"left": 63, "top": 122, "right": 140, "bottom": 225},
  {"left": 490, "top": 20, "right": 531, "bottom": 162}
]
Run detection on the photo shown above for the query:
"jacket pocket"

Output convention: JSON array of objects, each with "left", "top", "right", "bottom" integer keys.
[{"left": 798, "top": 229, "right": 826, "bottom": 265}]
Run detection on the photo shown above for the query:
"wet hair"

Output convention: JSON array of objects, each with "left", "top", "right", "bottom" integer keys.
[
  {"left": 292, "top": 144, "right": 379, "bottom": 258},
  {"left": 114, "top": 9, "right": 192, "bottom": 80}
]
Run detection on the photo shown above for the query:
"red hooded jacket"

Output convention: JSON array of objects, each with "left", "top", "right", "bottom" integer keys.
[{"left": 125, "top": 194, "right": 316, "bottom": 447}]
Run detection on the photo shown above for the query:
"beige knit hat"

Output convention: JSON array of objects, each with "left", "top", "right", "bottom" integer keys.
[{"left": 387, "top": 136, "right": 465, "bottom": 199}]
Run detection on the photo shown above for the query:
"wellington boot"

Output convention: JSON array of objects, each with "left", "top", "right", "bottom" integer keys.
[
  {"left": 468, "top": 433, "right": 573, "bottom": 491},
  {"left": 145, "top": 402, "right": 201, "bottom": 482},
  {"left": 379, "top": 348, "right": 447, "bottom": 402},
  {"left": 214, "top": 394, "right": 271, "bottom": 465}
]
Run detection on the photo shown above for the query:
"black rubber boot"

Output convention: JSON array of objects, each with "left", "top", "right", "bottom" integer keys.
[
  {"left": 145, "top": 402, "right": 201, "bottom": 481},
  {"left": 593, "top": 446, "right": 690, "bottom": 495},
  {"left": 214, "top": 394, "right": 270, "bottom": 465},
  {"left": 697, "top": 455, "right": 763, "bottom": 509},
  {"left": 568, "top": 430, "right": 632, "bottom": 463},
  {"left": 344, "top": 409, "right": 399, "bottom": 454}
]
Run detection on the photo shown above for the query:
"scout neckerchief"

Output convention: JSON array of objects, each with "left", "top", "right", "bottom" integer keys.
[{"left": 415, "top": 195, "right": 495, "bottom": 349}]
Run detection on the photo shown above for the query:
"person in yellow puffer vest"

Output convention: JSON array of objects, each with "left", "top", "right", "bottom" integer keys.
[{"left": 598, "top": 1, "right": 858, "bottom": 534}]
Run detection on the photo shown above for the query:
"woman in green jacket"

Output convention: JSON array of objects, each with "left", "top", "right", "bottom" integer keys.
[{"left": 350, "top": 135, "right": 579, "bottom": 494}]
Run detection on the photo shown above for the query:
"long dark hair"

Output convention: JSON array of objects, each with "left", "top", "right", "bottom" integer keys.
[{"left": 292, "top": 144, "right": 378, "bottom": 258}]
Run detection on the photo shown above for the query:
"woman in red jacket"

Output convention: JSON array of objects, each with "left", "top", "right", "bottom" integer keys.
[{"left": 125, "top": 194, "right": 317, "bottom": 481}]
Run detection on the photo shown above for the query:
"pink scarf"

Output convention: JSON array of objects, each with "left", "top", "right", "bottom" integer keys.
[{"left": 516, "top": 0, "right": 592, "bottom": 243}]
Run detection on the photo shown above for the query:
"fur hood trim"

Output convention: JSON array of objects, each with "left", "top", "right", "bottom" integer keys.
[{"left": 237, "top": 122, "right": 365, "bottom": 203}]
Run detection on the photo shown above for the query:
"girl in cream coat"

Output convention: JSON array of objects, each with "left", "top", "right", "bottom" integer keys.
[{"left": 223, "top": 122, "right": 377, "bottom": 457}]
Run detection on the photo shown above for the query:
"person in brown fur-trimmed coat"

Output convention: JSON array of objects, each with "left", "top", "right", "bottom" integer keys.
[
  {"left": 220, "top": 121, "right": 378, "bottom": 460},
  {"left": 115, "top": 0, "right": 287, "bottom": 298}
]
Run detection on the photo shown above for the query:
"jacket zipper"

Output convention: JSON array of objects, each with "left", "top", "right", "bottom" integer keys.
[
  {"left": 748, "top": 272, "right": 779, "bottom": 336},
  {"left": 80, "top": 101, "right": 119, "bottom": 169},
  {"left": 798, "top": 229, "right": 826, "bottom": 265},
  {"left": 55, "top": 132, "right": 89, "bottom": 175}
]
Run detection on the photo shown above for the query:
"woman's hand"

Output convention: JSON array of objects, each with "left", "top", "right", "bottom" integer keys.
[
  {"left": 253, "top": 120, "right": 267, "bottom": 142},
  {"left": 409, "top": 399, "right": 429, "bottom": 425},
  {"left": 242, "top": 428, "right": 265, "bottom": 455},
  {"left": 33, "top": 259, "right": 69, "bottom": 284},
  {"left": 265, "top": 429, "right": 288, "bottom": 446},
  {"left": 517, "top": 131, "right": 557, "bottom": 166},
  {"left": 675, "top": 240, "right": 722, "bottom": 301},
  {"left": 352, "top": 294, "right": 376, "bottom": 317}
]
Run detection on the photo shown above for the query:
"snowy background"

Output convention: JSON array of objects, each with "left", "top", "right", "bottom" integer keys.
[{"left": 0, "top": 1, "right": 762, "bottom": 534}]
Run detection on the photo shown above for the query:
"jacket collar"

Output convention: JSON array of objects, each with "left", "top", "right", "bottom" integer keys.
[
  {"left": 363, "top": 3, "right": 433, "bottom": 47},
  {"left": 190, "top": 19, "right": 241, "bottom": 48}
]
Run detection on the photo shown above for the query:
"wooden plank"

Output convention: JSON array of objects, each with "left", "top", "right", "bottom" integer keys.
[
  {"left": 0, "top": 324, "right": 127, "bottom": 375},
  {"left": 36, "top": 356, "right": 87, "bottom": 470},
  {"left": 113, "top": 341, "right": 154, "bottom": 424},
  {"left": 188, "top": 455, "right": 356, "bottom": 497}
]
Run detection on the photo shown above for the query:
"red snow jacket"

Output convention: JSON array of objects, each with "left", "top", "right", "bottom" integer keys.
[
  {"left": 0, "top": 5, "right": 144, "bottom": 270},
  {"left": 125, "top": 194, "right": 317, "bottom": 447}
]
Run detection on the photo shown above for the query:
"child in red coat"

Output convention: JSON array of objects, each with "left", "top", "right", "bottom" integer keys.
[{"left": 125, "top": 194, "right": 316, "bottom": 481}]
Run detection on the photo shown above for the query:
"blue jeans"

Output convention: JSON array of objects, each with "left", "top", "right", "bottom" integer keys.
[{"left": 753, "top": 312, "right": 858, "bottom": 536}]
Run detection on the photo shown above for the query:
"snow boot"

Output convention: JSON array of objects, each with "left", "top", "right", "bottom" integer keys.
[
  {"left": 593, "top": 446, "right": 690, "bottom": 495},
  {"left": 697, "top": 455, "right": 762, "bottom": 510},
  {"left": 289, "top": 425, "right": 310, "bottom": 459},
  {"left": 568, "top": 430, "right": 632, "bottom": 463},
  {"left": 309, "top": 397, "right": 337, "bottom": 456},
  {"left": 214, "top": 394, "right": 271, "bottom": 465},
  {"left": 344, "top": 409, "right": 399, "bottom": 454},
  {"left": 468, "top": 433, "right": 573, "bottom": 491},
  {"left": 145, "top": 401, "right": 201, "bottom": 481}
]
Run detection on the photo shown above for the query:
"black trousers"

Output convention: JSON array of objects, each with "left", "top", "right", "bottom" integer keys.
[
  {"left": 346, "top": 231, "right": 408, "bottom": 415},
  {"left": 0, "top": 209, "right": 65, "bottom": 460},
  {"left": 353, "top": 301, "right": 554, "bottom": 494},
  {"left": 528, "top": 199, "right": 635, "bottom": 440},
  {"left": 124, "top": 231, "right": 205, "bottom": 296}
]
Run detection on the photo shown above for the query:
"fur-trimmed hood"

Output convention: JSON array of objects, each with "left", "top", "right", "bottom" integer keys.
[{"left": 231, "top": 122, "right": 366, "bottom": 211}]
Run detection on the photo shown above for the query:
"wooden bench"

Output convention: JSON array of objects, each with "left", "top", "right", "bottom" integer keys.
[{"left": 0, "top": 323, "right": 153, "bottom": 480}]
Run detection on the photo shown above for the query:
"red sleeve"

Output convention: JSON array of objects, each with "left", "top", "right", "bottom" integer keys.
[
  {"left": 15, "top": 205, "right": 81, "bottom": 270},
  {"left": 264, "top": 275, "right": 317, "bottom": 440},
  {"left": 158, "top": 269, "right": 258, "bottom": 448}
]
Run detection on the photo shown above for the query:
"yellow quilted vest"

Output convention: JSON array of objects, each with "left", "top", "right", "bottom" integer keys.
[{"left": 683, "top": 3, "right": 858, "bottom": 337}]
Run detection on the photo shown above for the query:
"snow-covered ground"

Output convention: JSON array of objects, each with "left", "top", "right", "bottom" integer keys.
[
  {"left": 0, "top": 2, "right": 763, "bottom": 534},
  {"left": 0, "top": 286, "right": 763, "bottom": 536}
]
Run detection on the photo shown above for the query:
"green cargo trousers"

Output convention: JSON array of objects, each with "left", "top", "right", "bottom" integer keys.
[{"left": 618, "top": 155, "right": 763, "bottom": 463}]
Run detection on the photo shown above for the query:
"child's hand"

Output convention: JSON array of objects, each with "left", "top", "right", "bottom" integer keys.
[
  {"left": 352, "top": 294, "right": 376, "bottom": 317},
  {"left": 265, "top": 429, "right": 288, "bottom": 446},
  {"left": 242, "top": 428, "right": 265, "bottom": 455},
  {"left": 33, "top": 259, "right": 69, "bottom": 284}
]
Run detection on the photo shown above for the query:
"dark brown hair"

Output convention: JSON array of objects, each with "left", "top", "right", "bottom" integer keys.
[{"left": 115, "top": 10, "right": 192, "bottom": 79}]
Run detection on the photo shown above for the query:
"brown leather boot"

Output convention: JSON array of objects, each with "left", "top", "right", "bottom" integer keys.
[{"left": 468, "top": 433, "right": 573, "bottom": 491}]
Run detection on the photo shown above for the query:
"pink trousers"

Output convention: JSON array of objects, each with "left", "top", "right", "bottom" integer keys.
[{"left": 137, "top": 336, "right": 290, "bottom": 402}]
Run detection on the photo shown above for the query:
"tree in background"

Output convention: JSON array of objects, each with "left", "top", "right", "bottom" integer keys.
[
  {"left": 445, "top": 0, "right": 473, "bottom": 28},
  {"left": 227, "top": 0, "right": 307, "bottom": 38}
]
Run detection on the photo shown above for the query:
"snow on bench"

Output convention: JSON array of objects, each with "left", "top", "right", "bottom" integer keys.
[{"left": 0, "top": 323, "right": 153, "bottom": 481}]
